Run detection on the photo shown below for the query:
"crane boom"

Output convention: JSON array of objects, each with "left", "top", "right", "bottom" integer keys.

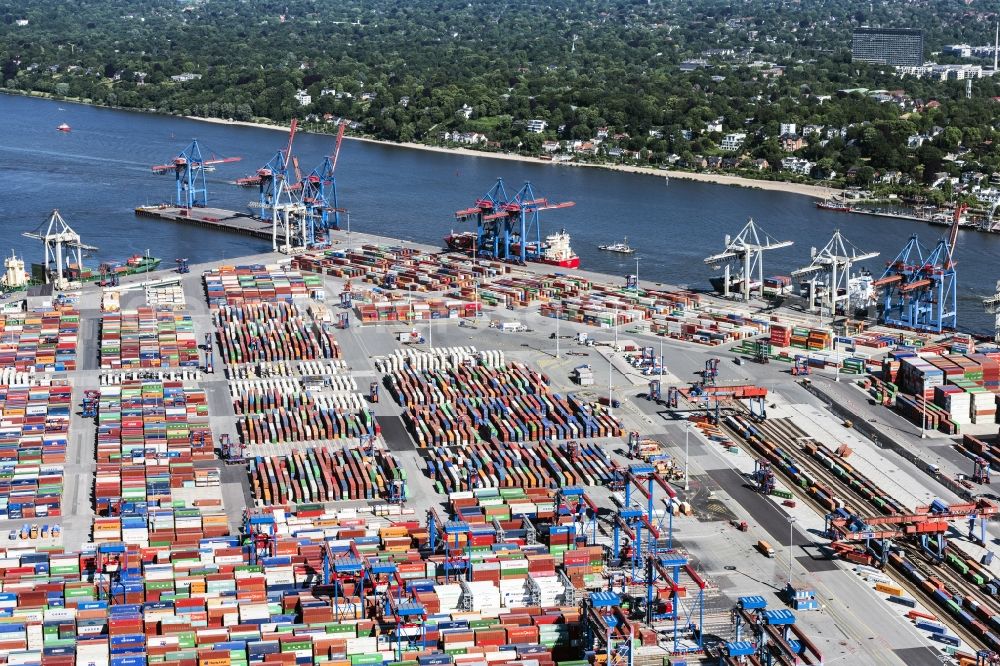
[
  {"left": 284, "top": 118, "right": 299, "bottom": 165},
  {"left": 945, "top": 203, "right": 966, "bottom": 269},
  {"left": 331, "top": 121, "right": 347, "bottom": 173}
]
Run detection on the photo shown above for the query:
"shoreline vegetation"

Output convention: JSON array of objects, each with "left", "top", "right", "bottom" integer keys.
[
  {"left": 0, "top": 89, "right": 836, "bottom": 200},
  {"left": 186, "top": 115, "right": 836, "bottom": 200}
]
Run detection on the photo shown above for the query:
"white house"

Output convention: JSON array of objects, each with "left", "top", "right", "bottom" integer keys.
[
  {"left": 720, "top": 132, "right": 747, "bottom": 151},
  {"left": 779, "top": 123, "right": 797, "bottom": 136},
  {"left": 294, "top": 90, "right": 312, "bottom": 107},
  {"left": 526, "top": 119, "right": 548, "bottom": 133},
  {"left": 460, "top": 104, "right": 473, "bottom": 119},
  {"left": 780, "top": 157, "right": 814, "bottom": 174}
]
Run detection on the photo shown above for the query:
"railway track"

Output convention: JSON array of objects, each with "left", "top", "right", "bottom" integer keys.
[{"left": 718, "top": 409, "right": 1000, "bottom": 654}]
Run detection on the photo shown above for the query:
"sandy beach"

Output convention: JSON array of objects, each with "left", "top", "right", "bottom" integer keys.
[{"left": 186, "top": 115, "right": 836, "bottom": 200}]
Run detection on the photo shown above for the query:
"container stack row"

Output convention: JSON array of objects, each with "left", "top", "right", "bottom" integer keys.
[
  {"left": 99, "top": 308, "right": 199, "bottom": 370},
  {"left": 469, "top": 274, "right": 591, "bottom": 309},
  {"left": 249, "top": 447, "right": 405, "bottom": 504},
  {"left": 144, "top": 283, "right": 186, "bottom": 311},
  {"left": 96, "top": 381, "right": 213, "bottom": 465},
  {"left": 356, "top": 298, "right": 480, "bottom": 323},
  {"left": 204, "top": 264, "right": 323, "bottom": 309},
  {"left": 386, "top": 360, "right": 621, "bottom": 447},
  {"left": 215, "top": 302, "right": 340, "bottom": 364},
  {"left": 425, "top": 439, "right": 612, "bottom": 493},
  {"left": 292, "top": 244, "right": 502, "bottom": 292},
  {"left": 0, "top": 498, "right": 608, "bottom": 666},
  {"left": 878, "top": 351, "right": 1000, "bottom": 429},
  {"left": 0, "top": 385, "right": 70, "bottom": 520},
  {"left": 0, "top": 309, "right": 79, "bottom": 372}
]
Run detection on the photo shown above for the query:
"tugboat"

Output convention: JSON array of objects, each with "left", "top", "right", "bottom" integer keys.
[
  {"left": 444, "top": 229, "right": 581, "bottom": 268},
  {"left": 598, "top": 237, "right": 636, "bottom": 254},
  {"left": 56, "top": 123, "right": 71, "bottom": 132}
]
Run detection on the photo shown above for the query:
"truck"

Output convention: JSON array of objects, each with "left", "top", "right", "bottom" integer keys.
[
  {"left": 397, "top": 329, "right": 425, "bottom": 344},
  {"left": 756, "top": 539, "right": 775, "bottom": 558},
  {"left": 501, "top": 322, "right": 527, "bottom": 333}
]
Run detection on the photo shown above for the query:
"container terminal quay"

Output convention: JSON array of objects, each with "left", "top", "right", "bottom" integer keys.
[{"left": 5, "top": 136, "right": 1000, "bottom": 666}]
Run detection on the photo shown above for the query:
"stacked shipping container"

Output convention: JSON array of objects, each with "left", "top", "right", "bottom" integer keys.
[
  {"left": 0, "top": 310, "right": 79, "bottom": 372},
  {"left": 0, "top": 385, "right": 70, "bottom": 519},
  {"left": 100, "top": 309, "right": 199, "bottom": 370},
  {"left": 204, "top": 265, "right": 323, "bottom": 309},
  {"left": 215, "top": 303, "right": 340, "bottom": 364},
  {"left": 249, "top": 447, "right": 406, "bottom": 504},
  {"left": 386, "top": 360, "right": 621, "bottom": 447}
]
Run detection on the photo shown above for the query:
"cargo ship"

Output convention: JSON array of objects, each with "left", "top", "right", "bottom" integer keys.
[
  {"left": 444, "top": 229, "right": 581, "bottom": 268},
  {"left": 30, "top": 253, "right": 162, "bottom": 284}
]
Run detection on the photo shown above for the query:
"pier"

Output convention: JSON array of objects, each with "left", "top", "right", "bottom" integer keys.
[{"left": 134, "top": 204, "right": 292, "bottom": 243}]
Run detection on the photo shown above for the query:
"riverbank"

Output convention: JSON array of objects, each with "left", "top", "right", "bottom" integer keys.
[{"left": 185, "top": 115, "right": 836, "bottom": 200}]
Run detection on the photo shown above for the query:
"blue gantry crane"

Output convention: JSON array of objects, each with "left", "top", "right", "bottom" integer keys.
[
  {"left": 874, "top": 205, "right": 963, "bottom": 333},
  {"left": 453, "top": 178, "right": 575, "bottom": 264},
  {"left": 249, "top": 119, "right": 300, "bottom": 223},
  {"left": 302, "top": 120, "right": 348, "bottom": 235},
  {"left": 151, "top": 140, "right": 241, "bottom": 208}
]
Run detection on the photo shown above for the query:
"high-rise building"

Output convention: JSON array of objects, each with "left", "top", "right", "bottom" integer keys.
[{"left": 852, "top": 27, "right": 924, "bottom": 67}]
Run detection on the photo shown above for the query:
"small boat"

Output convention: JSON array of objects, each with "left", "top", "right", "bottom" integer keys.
[
  {"left": 598, "top": 237, "right": 636, "bottom": 254},
  {"left": 816, "top": 199, "right": 851, "bottom": 212},
  {"left": 56, "top": 123, "right": 71, "bottom": 132}
]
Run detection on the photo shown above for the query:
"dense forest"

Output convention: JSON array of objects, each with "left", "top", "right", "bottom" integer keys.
[{"left": 5, "top": 0, "right": 1000, "bottom": 199}]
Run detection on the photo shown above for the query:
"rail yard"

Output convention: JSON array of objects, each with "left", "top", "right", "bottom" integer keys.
[{"left": 3, "top": 133, "right": 1000, "bottom": 666}]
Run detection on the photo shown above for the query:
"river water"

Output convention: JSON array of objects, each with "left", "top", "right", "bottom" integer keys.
[{"left": 1, "top": 94, "right": 997, "bottom": 333}]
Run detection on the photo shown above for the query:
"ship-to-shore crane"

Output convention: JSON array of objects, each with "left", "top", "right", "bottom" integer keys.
[
  {"left": 22, "top": 209, "right": 99, "bottom": 289},
  {"left": 874, "top": 205, "right": 963, "bottom": 332},
  {"left": 704, "top": 218, "right": 793, "bottom": 301},
  {"left": 792, "top": 229, "right": 879, "bottom": 315},
  {"left": 302, "top": 120, "right": 348, "bottom": 237},
  {"left": 151, "top": 140, "right": 241, "bottom": 208}
]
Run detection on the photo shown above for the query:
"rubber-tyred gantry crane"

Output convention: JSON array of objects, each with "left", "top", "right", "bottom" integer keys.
[
  {"left": 151, "top": 139, "right": 241, "bottom": 208},
  {"left": 704, "top": 218, "right": 793, "bottom": 301}
]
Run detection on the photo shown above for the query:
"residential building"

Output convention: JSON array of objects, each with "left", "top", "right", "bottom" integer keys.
[
  {"left": 526, "top": 119, "right": 548, "bottom": 133},
  {"left": 852, "top": 27, "right": 924, "bottom": 67},
  {"left": 460, "top": 104, "right": 473, "bottom": 119},
  {"left": 294, "top": 90, "right": 312, "bottom": 107},
  {"left": 542, "top": 141, "right": 560, "bottom": 153},
  {"left": 679, "top": 59, "right": 709, "bottom": 71},
  {"left": 780, "top": 134, "right": 805, "bottom": 152},
  {"left": 779, "top": 123, "right": 797, "bottom": 136},
  {"left": 780, "top": 157, "right": 814, "bottom": 174},
  {"left": 320, "top": 88, "right": 337, "bottom": 97},
  {"left": 705, "top": 118, "right": 724, "bottom": 133},
  {"left": 720, "top": 132, "right": 747, "bottom": 151},
  {"left": 170, "top": 73, "right": 202, "bottom": 83}
]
